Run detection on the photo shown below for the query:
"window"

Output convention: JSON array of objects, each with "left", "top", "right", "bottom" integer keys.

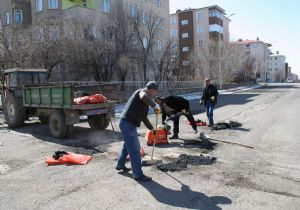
[
  {"left": 182, "top": 33, "right": 188, "bottom": 38},
  {"left": 48, "top": 0, "right": 58, "bottom": 9},
  {"left": 197, "top": 12, "right": 203, "bottom": 20},
  {"left": 155, "top": 17, "right": 161, "bottom": 28},
  {"left": 129, "top": 4, "right": 138, "bottom": 18},
  {"left": 171, "top": 43, "right": 177, "bottom": 49},
  {"left": 170, "top": 17, "right": 176, "bottom": 24},
  {"left": 170, "top": 29, "right": 177, "bottom": 37},
  {"left": 0, "top": 17, "right": 2, "bottom": 29},
  {"left": 102, "top": 0, "right": 110, "bottom": 13},
  {"left": 14, "top": 10, "right": 23, "bottom": 23},
  {"left": 157, "top": 40, "right": 162, "bottom": 51},
  {"left": 5, "top": 12, "right": 10, "bottom": 25},
  {"left": 181, "top": 20, "right": 188, "bottom": 25},
  {"left": 36, "top": 0, "right": 43, "bottom": 12},
  {"left": 183, "top": 61, "right": 190, "bottom": 66},
  {"left": 182, "top": 47, "right": 189, "bottom": 52},
  {"left": 155, "top": 0, "right": 161, "bottom": 6},
  {"left": 143, "top": 37, "right": 148, "bottom": 48},
  {"left": 197, "top": 25, "right": 204, "bottom": 33},
  {"left": 141, "top": 12, "right": 146, "bottom": 24}
]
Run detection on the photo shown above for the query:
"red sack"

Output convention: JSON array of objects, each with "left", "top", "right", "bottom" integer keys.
[
  {"left": 88, "top": 94, "right": 107, "bottom": 104},
  {"left": 73, "top": 96, "right": 89, "bottom": 105},
  {"left": 45, "top": 152, "right": 92, "bottom": 165}
]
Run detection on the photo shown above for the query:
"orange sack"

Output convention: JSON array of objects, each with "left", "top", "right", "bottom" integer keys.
[
  {"left": 45, "top": 151, "right": 92, "bottom": 166},
  {"left": 88, "top": 94, "right": 107, "bottom": 104}
]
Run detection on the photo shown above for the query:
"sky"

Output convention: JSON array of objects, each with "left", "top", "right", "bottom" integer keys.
[{"left": 170, "top": 0, "right": 300, "bottom": 76}]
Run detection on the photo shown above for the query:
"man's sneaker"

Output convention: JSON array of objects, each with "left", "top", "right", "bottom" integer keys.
[
  {"left": 134, "top": 175, "right": 152, "bottom": 182},
  {"left": 169, "top": 134, "right": 179, "bottom": 139},
  {"left": 193, "top": 128, "right": 198, "bottom": 134},
  {"left": 116, "top": 166, "right": 131, "bottom": 172}
]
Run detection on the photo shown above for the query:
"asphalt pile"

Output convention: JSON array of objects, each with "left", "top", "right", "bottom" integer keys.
[{"left": 156, "top": 154, "right": 217, "bottom": 172}]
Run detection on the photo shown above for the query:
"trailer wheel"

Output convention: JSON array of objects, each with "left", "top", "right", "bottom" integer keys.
[
  {"left": 39, "top": 116, "right": 49, "bottom": 124},
  {"left": 3, "top": 93, "right": 25, "bottom": 128},
  {"left": 49, "top": 111, "right": 67, "bottom": 138},
  {"left": 88, "top": 115, "right": 110, "bottom": 130}
]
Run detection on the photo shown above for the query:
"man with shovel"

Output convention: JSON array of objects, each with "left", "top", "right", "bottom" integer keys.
[
  {"left": 116, "top": 81, "right": 160, "bottom": 182},
  {"left": 155, "top": 95, "right": 198, "bottom": 139}
]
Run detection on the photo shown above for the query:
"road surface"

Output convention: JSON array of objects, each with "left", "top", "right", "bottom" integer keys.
[{"left": 0, "top": 83, "right": 299, "bottom": 210}]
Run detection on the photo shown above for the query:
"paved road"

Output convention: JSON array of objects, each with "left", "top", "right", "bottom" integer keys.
[{"left": 0, "top": 83, "right": 299, "bottom": 210}]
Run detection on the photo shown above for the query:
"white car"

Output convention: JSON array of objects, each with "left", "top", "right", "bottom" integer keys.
[{"left": 287, "top": 77, "right": 294, "bottom": 83}]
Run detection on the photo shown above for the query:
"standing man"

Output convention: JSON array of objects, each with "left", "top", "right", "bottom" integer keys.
[
  {"left": 155, "top": 95, "right": 198, "bottom": 139},
  {"left": 199, "top": 78, "right": 219, "bottom": 126},
  {"left": 116, "top": 81, "right": 160, "bottom": 182}
]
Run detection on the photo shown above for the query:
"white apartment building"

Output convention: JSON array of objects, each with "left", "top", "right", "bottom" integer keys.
[{"left": 267, "top": 52, "right": 286, "bottom": 82}]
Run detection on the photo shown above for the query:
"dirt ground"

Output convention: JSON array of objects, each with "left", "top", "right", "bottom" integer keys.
[{"left": 0, "top": 84, "right": 300, "bottom": 210}]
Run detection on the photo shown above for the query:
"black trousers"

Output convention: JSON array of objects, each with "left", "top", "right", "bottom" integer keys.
[{"left": 173, "top": 113, "right": 197, "bottom": 134}]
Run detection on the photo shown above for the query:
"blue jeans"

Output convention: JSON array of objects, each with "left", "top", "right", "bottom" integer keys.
[
  {"left": 116, "top": 119, "right": 143, "bottom": 178},
  {"left": 205, "top": 101, "right": 214, "bottom": 125}
]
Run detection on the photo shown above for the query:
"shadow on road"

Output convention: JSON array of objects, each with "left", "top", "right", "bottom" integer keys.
[
  {"left": 5, "top": 122, "right": 122, "bottom": 155},
  {"left": 120, "top": 172, "right": 232, "bottom": 209},
  {"left": 189, "top": 93, "right": 260, "bottom": 115}
]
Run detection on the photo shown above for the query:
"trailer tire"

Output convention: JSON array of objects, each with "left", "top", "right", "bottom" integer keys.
[
  {"left": 88, "top": 115, "right": 110, "bottom": 130},
  {"left": 49, "top": 111, "right": 67, "bottom": 138},
  {"left": 3, "top": 93, "right": 25, "bottom": 128}
]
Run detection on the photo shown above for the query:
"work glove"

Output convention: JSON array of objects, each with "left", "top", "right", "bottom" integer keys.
[
  {"left": 210, "top": 96, "right": 215, "bottom": 101},
  {"left": 199, "top": 99, "right": 203, "bottom": 105},
  {"left": 154, "top": 104, "right": 161, "bottom": 115},
  {"left": 151, "top": 129, "right": 157, "bottom": 136}
]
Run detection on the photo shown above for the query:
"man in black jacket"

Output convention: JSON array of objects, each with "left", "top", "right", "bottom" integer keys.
[
  {"left": 199, "top": 78, "right": 219, "bottom": 126},
  {"left": 116, "top": 81, "right": 160, "bottom": 182},
  {"left": 155, "top": 95, "right": 198, "bottom": 139}
]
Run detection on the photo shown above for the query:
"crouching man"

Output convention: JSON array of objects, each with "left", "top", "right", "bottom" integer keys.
[{"left": 155, "top": 95, "right": 197, "bottom": 139}]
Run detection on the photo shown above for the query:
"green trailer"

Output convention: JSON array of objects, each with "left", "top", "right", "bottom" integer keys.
[{"left": 1, "top": 68, "right": 117, "bottom": 138}]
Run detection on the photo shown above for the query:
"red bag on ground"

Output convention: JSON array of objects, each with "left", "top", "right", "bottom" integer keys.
[
  {"left": 88, "top": 94, "right": 108, "bottom": 104},
  {"left": 73, "top": 96, "right": 89, "bottom": 105},
  {"left": 45, "top": 152, "right": 92, "bottom": 166}
]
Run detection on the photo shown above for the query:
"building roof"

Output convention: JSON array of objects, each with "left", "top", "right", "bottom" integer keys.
[
  {"left": 230, "top": 40, "right": 264, "bottom": 45},
  {"left": 170, "top": 5, "right": 225, "bottom": 15}
]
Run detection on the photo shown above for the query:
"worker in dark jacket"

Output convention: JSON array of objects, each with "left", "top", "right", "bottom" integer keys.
[
  {"left": 199, "top": 78, "right": 219, "bottom": 126},
  {"left": 155, "top": 95, "right": 198, "bottom": 139},
  {"left": 116, "top": 81, "right": 160, "bottom": 182}
]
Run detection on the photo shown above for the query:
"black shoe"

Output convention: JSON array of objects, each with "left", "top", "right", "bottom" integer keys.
[
  {"left": 134, "top": 175, "right": 152, "bottom": 182},
  {"left": 116, "top": 166, "right": 131, "bottom": 172},
  {"left": 193, "top": 128, "right": 198, "bottom": 134},
  {"left": 169, "top": 134, "right": 179, "bottom": 139}
]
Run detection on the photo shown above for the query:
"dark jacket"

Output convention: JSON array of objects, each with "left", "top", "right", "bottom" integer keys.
[
  {"left": 161, "top": 95, "right": 190, "bottom": 123},
  {"left": 201, "top": 84, "right": 219, "bottom": 106},
  {"left": 121, "top": 88, "right": 155, "bottom": 130}
]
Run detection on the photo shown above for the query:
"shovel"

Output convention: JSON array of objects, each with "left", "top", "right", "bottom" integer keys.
[{"left": 200, "top": 132, "right": 254, "bottom": 149}]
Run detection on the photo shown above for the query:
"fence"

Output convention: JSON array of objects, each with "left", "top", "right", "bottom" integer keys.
[{"left": 52, "top": 80, "right": 256, "bottom": 103}]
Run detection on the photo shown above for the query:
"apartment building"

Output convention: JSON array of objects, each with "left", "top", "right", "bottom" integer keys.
[
  {"left": 169, "top": 5, "right": 230, "bottom": 79},
  {"left": 267, "top": 51, "right": 286, "bottom": 82},
  {"left": 0, "top": 0, "right": 170, "bottom": 80},
  {"left": 230, "top": 38, "right": 272, "bottom": 82}
]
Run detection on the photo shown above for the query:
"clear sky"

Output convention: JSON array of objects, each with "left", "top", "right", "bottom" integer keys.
[{"left": 170, "top": 0, "right": 300, "bottom": 76}]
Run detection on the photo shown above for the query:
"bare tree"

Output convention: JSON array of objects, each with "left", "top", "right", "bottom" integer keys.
[{"left": 133, "top": 11, "right": 162, "bottom": 81}]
